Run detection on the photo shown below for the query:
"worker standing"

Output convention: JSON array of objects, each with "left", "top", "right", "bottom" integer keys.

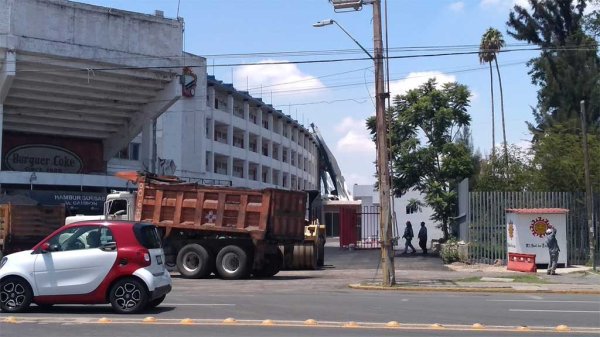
[{"left": 545, "top": 227, "right": 560, "bottom": 275}]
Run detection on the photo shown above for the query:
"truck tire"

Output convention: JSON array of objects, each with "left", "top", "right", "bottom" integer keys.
[
  {"left": 253, "top": 249, "right": 283, "bottom": 278},
  {"left": 215, "top": 245, "right": 251, "bottom": 280},
  {"left": 176, "top": 244, "right": 213, "bottom": 279}
]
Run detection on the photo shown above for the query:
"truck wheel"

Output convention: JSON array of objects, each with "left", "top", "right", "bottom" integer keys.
[
  {"left": 215, "top": 245, "right": 251, "bottom": 280},
  {"left": 177, "top": 244, "right": 213, "bottom": 279},
  {"left": 253, "top": 249, "right": 283, "bottom": 278}
]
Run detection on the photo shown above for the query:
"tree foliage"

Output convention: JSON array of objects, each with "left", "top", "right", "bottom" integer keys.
[
  {"left": 473, "top": 145, "right": 536, "bottom": 192},
  {"left": 507, "top": 0, "right": 600, "bottom": 134},
  {"left": 531, "top": 124, "right": 600, "bottom": 191},
  {"left": 367, "top": 79, "right": 474, "bottom": 241}
]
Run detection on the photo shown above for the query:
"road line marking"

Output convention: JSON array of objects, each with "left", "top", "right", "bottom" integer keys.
[
  {"left": 509, "top": 309, "right": 600, "bottom": 313},
  {"left": 163, "top": 303, "right": 235, "bottom": 306},
  {"left": 527, "top": 295, "right": 543, "bottom": 300},
  {"left": 490, "top": 299, "right": 599, "bottom": 303}
]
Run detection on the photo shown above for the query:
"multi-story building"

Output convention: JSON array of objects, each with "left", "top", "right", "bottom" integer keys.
[{"left": 0, "top": 0, "right": 319, "bottom": 217}]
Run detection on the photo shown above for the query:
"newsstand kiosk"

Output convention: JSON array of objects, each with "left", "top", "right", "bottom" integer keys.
[{"left": 506, "top": 208, "right": 568, "bottom": 271}]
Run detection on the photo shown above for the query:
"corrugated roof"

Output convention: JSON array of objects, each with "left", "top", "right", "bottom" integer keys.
[{"left": 506, "top": 208, "right": 569, "bottom": 214}]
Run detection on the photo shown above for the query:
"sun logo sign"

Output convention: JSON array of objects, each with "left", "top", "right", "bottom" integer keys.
[{"left": 529, "top": 217, "right": 553, "bottom": 238}]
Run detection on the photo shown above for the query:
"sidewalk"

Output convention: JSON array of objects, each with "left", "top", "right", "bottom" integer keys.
[{"left": 324, "top": 237, "right": 600, "bottom": 294}]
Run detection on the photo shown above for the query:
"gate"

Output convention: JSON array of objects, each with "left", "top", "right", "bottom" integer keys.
[
  {"left": 339, "top": 205, "right": 381, "bottom": 249},
  {"left": 468, "top": 192, "right": 600, "bottom": 265}
]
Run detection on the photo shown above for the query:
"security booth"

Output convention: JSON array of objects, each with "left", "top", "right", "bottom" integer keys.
[{"left": 506, "top": 208, "right": 568, "bottom": 268}]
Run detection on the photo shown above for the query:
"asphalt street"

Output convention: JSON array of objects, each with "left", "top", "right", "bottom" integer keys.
[{"left": 2, "top": 246, "right": 599, "bottom": 336}]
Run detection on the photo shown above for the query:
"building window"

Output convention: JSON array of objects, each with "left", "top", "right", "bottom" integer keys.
[
  {"left": 249, "top": 138, "right": 257, "bottom": 152},
  {"left": 249, "top": 166, "right": 257, "bottom": 181},
  {"left": 233, "top": 135, "right": 244, "bottom": 149},
  {"left": 115, "top": 143, "right": 140, "bottom": 161},
  {"left": 250, "top": 112, "right": 257, "bottom": 124},
  {"left": 262, "top": 142, "right": 269, "bottom": 156},
  {"left": 233, "top": 165, "right": 243, "bottom": 178},
  {"left": 233, "top": 105, "right": 244, "bottom": 118},
  {"left": 282, "top": 149, "right": 288, "bottom": 163},
  {"left": 262, "top": 118, "right": 269, "bottom": 130},
  {"left": 272, "top": 145, "right": 279, "bottom": 160},
  {"left": 215, "top": 161, "right": 228, "bottom": 175},
  {"left": 215, "top": 130, "right": 228, "bottom": 144},
  {"left": 290, "top": 151, "right": 296, "bottom": 166}
]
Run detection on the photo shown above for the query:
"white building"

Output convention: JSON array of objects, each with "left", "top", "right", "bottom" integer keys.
[
  {"left": 353, "top": 185, "right": 444, "bottom": 250},
  {"left": 0, "top": 0, "right": 319, "bottom": 216}
]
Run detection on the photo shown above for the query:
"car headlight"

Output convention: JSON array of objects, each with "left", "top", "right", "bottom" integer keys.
[{"left": 0, "top": 256, "right": 7, "bottom": 270}]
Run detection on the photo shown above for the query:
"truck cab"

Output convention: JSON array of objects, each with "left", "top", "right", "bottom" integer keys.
[{"left": 64, "top": 191, "right": 136, "bottom": 225}]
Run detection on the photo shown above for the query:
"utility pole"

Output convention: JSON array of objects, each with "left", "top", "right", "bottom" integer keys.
[
  {"left": 372, "top": 0, "right": 395, "bottom": 286},
  {"left": 326, "top": 0, "right": 395, "bottom": 286},
  {"left": 580, "top": 100, "right": 596, "bottom": 271}
]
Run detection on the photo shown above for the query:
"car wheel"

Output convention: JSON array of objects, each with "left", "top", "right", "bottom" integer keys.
[
  {"left": 109, "top": 278, "right": 148, "bottom": 314},
  {"left": 215, "top": 245, "right": 251, "bottom": 280},
  {"left": 146, "top": 294, "right": 166, "bottom": 309},
  {"left": 0, "top": 277, "right": 33, "bottom": 313},
  {"left": 176, "top": 244, "right": 212, "bottom": 279}
]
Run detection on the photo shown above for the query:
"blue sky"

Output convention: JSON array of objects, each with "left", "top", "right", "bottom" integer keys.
[{"left": 78, "top": 0, "right": 549, "bottom": 188}]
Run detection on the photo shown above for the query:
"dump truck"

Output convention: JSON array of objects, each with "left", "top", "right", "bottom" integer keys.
[
  {"left": 66, "top": 172, "right": 307, "bottom": 279},
  {"left": 0, "top": 203, "right": 65, "bottom": 257}
]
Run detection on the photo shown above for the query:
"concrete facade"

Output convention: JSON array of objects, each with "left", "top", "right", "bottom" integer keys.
[{"left": 0, "top": 0, "right": 319, "bottom": 216}]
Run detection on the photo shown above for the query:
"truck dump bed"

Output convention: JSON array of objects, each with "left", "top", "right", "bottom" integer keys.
[
  {"left": 0, "top": 203, "right": 65, "bottom": 254},
  {"left": 133, "top": 175, "right": 306, "bottom": 242}
]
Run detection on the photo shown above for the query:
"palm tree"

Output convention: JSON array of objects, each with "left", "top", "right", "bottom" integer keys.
[{"left": 479, "top": 28, "right": 508, "bottom": 168}]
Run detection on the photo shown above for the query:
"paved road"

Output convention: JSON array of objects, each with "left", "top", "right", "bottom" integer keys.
[{"left": 2, "top": 246, "right": 599, "bottom": 336}]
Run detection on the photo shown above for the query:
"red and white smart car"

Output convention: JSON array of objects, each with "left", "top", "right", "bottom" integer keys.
[{"left": 0, "top": 221, "right": 171, "bottom": 313}]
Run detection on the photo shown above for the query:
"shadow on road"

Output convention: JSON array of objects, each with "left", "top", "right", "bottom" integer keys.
[{"left": 28, "top": 305, "right": 175, "bottom": 315}]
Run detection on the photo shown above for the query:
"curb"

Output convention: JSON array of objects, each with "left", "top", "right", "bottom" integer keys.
[{"left": 348, "top": 284, "right": 600, "bottom": 295}]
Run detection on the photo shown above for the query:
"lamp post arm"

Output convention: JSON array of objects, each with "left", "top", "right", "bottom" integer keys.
[{"left": 332, "top": 20, "right": 374, "bottom": 60}]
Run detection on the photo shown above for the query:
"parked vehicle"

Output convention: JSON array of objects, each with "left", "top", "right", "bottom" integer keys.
[
  {"left": 0, "top": 221, "right": 171, "bottom": 313},
  {"left": 0, "top": 203, "right": 65, "bottom": 257},
  {"left": 66, "top": 172, "right": 308, "bottom": 280}
]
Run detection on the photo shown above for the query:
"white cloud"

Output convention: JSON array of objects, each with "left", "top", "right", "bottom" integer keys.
[
  {"left": 233, "top": 60, "right": 326, "bottom": 101},
  {"left": 388, "top": 71, "right": 456, "bottom": 98},
  {"left": 334, "top": 117, "right": 375, "bottom": 155},
  {"left": 480, "top": 0, "right": 528, "bottom": 9},
  {"left": 449, "top": 1, "right": 465, "bottom": 12}
]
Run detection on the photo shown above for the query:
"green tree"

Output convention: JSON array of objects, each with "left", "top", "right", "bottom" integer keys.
[
  {"left": 474, "top": 144, "right": 536, "bottom": 192},
  {"left": 531, "top": 124, "right": 600, "bottom": 191},
  {"left": 479, "top": 28, "right": 508, "bottom": 166},
  {"left": 368, "top": 79, "right": 474, "bottom": 241},
  {"left": 507, "top": 0, "right": 600, "bottom": 134}
]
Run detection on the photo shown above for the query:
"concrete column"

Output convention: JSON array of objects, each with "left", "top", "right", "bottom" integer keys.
[
  {"left": 207, "top": 87, "right": 216, "bottom": 108},
  {"left": 141, "top": 122, "right": 152, "bottom": 171},
  {"left": 243, "top": 101, "right": 250, "bottom": 120},
  {"left": 207, "top": 152, "right": 214, "bottom": 173},
  {"left": 227, "top": 155, "right": 233, "bottom": 176},
  {"left": 243, "top": 160, "right": 249, "bottom": 179},
  {"left": 227, "top": 124, "right": 233, "bottom": 146},
  {"left": 0, "top": 104, "right": 3, "bottom": 172}
]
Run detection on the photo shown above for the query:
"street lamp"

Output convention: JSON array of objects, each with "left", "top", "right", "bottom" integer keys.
[
  {"left": 314, "top": 3, "right": 396, "bottom": 287},
  {"left": 312, "top": 19, "right": 374, "bottom": 60}
]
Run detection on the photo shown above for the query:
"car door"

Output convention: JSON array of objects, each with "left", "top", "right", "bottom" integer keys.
[{"left": 33, "top": 225, "right": 118, "bottom": 296}]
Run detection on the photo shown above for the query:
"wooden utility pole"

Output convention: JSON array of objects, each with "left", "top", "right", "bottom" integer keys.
[
  {"left": 372, "top": 0, "right": 395, "bottom": 286},
  {"left": 580, "top": 100, "right": 596, "bottom": 271}
]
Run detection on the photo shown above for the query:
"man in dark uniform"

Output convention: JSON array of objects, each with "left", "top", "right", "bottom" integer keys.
[
  {"left": 545, "top": 227, "right": 560, "bottom": 275},
  {"left": 418, "top": 222, "right": 428, "bottom": 255},
  {"left": 402, "top": 221, "right": 416, "bottom": 254}
]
